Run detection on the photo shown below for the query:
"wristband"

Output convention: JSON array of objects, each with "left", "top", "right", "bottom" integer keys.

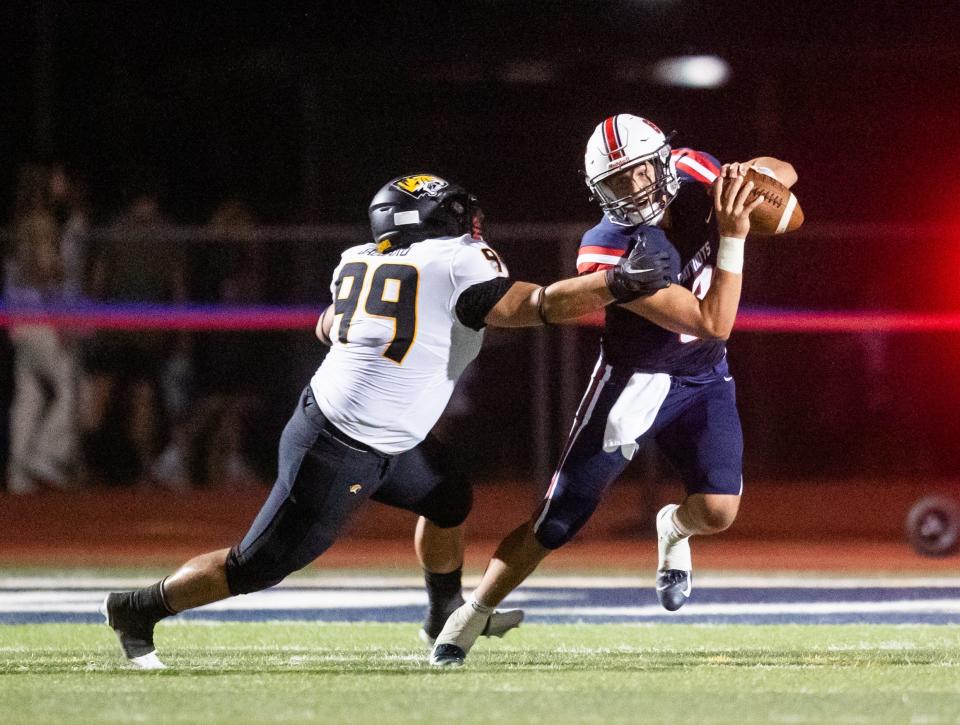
[
  {"left": 536, "top": 286, "right": 552, "bottom": 325},
  {"left": 716, "top": 236, "right": 745, "bottom": 274}
]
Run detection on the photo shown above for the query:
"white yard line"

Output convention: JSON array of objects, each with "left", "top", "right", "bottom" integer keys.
[
  {"left": 4, "top": 574, "right": 960, "bottom": 589},
  {"left": 3, "top": 586, "right": 960, "bottom": 620},
  {"left": 526, "top": 600, "right": 960, "bottom": 618}
]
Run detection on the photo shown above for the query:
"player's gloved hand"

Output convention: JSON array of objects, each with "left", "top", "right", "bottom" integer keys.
[{"left": 605, "top": 243, "right": 672, "bottom": 302}]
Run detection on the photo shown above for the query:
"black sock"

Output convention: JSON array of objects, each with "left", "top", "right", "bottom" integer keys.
[
  {"left": 424, "top": 568, "right": 464, "bottom": 614},
  {"left": 130, "top": 579, "right": 177, "bottom": 623}
]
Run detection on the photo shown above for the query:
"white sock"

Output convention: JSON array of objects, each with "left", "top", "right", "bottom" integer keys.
[
  {"left": 469, "top": 596, "right": 493, "bottom": 615},
  {"left": 663, "top": 510, "right": 693, "bottom": 548},
  {"left": 657, "top": 504, "right": 694, "bottom": 572},
  {"left": 670, "top": 508, "right": 693, "bottom": 541},
  {"left": 433, "top": 596, "right": 492, "bottom": 654}
]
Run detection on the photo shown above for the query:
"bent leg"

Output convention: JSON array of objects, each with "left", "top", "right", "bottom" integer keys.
[
  {"left": 375, "top": 438, "right": 471, "bottom": 581},
  {"left": 149, "top": 396, "right": 383, "bottom": 613},
  {"left": 432, "top": 362, "right": 630, "bottom": 665},
  {"left": 652, "top": 374, "right": 744, "bottom": 610},
  {"left": 532, "top": 362, "right": 631, "bottom": 550},
  {"left": 224, "top": 398, "right": 385, "bottom": 595},
  {"left": 162, "top": 548, "right": 232, "bottom": 612},
  {"left": 675, "top": 492, "right": 741, "bottom": 535},
  {"left": 473, "top": 519, "right": 550, "bottom": 608},
  {"left": 657, "top": 373, "right": 744, "bottom": 540},
  {"left": 653, "top": 493, "right": 741, "bottom": 612},
  {"left": 414, "top": 517, "right": 468, "bottom": 642},
  {"left": 375, "top": 439, "right": 471, "bottom": 641},
  {"left": 415, "top": 516, "right": 464, "bottom": 574},
  {"left": 104, "top": 387, "right": 386, "bottom": 666}
]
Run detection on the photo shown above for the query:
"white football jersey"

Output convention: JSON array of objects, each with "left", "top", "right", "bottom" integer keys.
[{"left": 310, "top": 234, "right": 508, "bottom": 454}]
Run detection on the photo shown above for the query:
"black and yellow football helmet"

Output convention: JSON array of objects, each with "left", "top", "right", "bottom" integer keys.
[{"left": 368, "top": 173, "right": 483, "bottom": 253}]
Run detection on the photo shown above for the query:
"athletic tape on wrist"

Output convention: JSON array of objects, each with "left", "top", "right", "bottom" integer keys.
[{"left": 716, "top": 236, "right": 745, "bottom": 274}]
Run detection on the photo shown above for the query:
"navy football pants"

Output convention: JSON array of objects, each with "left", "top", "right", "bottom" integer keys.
[
  {"left": 225, "top": 386, "right": 471, "bottom": 594},
  {"left": 534, "top": 356, "right": 743, "bottom": 550}
]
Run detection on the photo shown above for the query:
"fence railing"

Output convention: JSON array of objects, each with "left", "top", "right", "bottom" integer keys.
[{"left": 1, "top": 222, "right": 957, "bottom": 483}]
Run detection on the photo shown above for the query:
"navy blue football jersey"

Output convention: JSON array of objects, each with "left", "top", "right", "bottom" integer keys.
[{"left": 577, "top": 148, "right": 726, "bottom": 375}]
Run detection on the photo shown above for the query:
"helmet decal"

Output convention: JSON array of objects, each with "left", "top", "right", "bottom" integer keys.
[
  {"left": 602, "top": 116, "right": 626, "bottom": 162},
  {"left": 392, "top": 174, "right": 450, "bottom": 199},
  {"left": 393, "top": 210, "right": 421, "bottom": 226}
]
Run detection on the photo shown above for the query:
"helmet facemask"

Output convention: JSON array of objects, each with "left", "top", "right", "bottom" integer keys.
[
  {"left": 589, "top": 142, "right": 679, "bottom": 226},
  {"left": 442, "top": 193, "right": 484, "bottom": 240}
]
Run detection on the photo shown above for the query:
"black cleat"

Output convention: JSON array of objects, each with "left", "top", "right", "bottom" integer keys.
[
  {"left": 101, "top": 593, "right": 166, "bottom": 669},
  {"left": 429, "top": 643, "right": 466, "bottom": 667},
  {"left": 656, "top": 569, "right": 692, "bottom": 612},
  {"left": 419, "top": 595, "right": 466, "bottom": 646}
]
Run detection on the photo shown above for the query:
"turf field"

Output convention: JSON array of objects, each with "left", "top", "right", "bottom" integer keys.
[
  {"left": 3, "top": 573, "right": 960, "bottom": 724},
  {"left": 3, "top": 621, "right": 960, "bottom": 724}
]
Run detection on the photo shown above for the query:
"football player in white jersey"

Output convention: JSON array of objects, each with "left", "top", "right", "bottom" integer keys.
[{"left": 102, "top": 172, "right": 673, "bottom": 668}]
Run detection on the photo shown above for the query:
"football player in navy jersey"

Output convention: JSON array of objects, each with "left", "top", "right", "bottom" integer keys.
[
  {"left": 431, "top": 115, "right": 797, "bottom": 666},
  {"left": 100, "top": 172, "right": 672, "bottom": 669}
]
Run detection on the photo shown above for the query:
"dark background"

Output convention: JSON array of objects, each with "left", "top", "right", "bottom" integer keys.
[
  {"left": 4, "top": 2, "right": 959, "bottom": 225},
  {"left": 5, "top": 2, "right": 960, "bottom": 305},
  {"left": 3, "top": 1, "right": 960, "bottom": 483}
]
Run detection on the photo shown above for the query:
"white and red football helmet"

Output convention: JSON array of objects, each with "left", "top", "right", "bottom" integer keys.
[{"left": 584, "top": 114, "right": 680, "bottom": 226}]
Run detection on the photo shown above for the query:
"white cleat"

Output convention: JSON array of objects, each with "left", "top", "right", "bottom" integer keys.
[
  {"left": 429, "top": 601, "right": 494, "bottom": 667},
  {"left": 655, "top": 504, "right": 692, "bottom": 611},
  {"left": 129, "top": 652, "right": 167, "bottom": 670},
  {"left": 419, "top": 607, "right": 524, "bottom": 647},
  {"left": 483, "top": 608, "right": 524, "bottom": 638}
]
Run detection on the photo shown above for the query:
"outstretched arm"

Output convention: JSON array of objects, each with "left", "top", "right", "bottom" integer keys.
[
  {"left": 483, "top": 245, "right": 672, "bottom": 328},
  {"left": 482, "top": 273, "right": 611, "bottom": 328}
]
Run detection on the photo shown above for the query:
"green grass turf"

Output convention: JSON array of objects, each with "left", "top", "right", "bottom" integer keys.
[{"left": 2, "top": 623, "right": 959, "bottom": 724}]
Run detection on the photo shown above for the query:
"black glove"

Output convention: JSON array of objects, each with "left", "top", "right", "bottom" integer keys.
[{"left": 605, "top": 243, "right": 672, "bottom": 303}]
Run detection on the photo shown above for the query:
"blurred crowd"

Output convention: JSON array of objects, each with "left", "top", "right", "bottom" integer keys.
[
  {"left": 1, "top": 163, "right": 272, "bottom": 494},
  {"left": 2, "top": 164, "right": 944, "bottom": 496}
]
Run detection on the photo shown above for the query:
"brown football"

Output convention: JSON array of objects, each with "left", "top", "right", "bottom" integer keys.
[{"left": 744, "top": 167, "right": 804, "bottom": 235}]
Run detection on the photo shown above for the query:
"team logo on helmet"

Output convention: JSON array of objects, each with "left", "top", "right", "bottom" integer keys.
[{"left": 392, "top": 174, "right": 449, "bottom": 199}]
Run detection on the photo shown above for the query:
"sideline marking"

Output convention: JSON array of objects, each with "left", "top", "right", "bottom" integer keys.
[
  {"left": 5, "top": 574, "right": 960, "bottom": 590},
  {"left": 3, "top": 581, "right": 960, "bottom": 625}
]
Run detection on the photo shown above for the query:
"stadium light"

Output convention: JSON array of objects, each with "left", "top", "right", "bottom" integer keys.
[{"left": 650, "top": 55, "right": 731, "bottom": 88}]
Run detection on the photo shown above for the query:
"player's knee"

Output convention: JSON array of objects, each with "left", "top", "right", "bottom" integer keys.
[
  {"left": 421, "top": 479, "right": 472, "bottom": 529},
  {"left": 225, "top": 546, "right": 284, "bottom": 595},
  {"left": 224, "top": 541, "right": 330, "bottom": 595},
  {"left": 533, "top": 517, "right": 576, "bottom": 550},
  {"left": 700, "top": 498, "right": 739, "bottom": 532},
  {"left": 225, "top": 547, "right": 279, "bottom": 595},
  {"left": 424, "top": 498, "right": 470, "bottom": 528},
  {"left": 532, "top": 495, "right": 598, "bottom": 549}
]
